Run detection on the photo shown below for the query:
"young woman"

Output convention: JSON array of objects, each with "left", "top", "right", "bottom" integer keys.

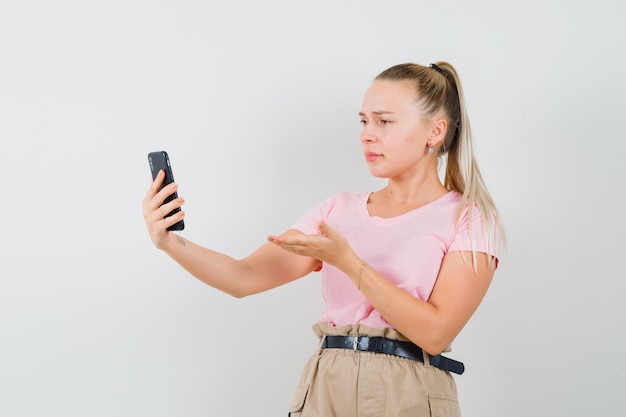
[{"left": 142, "top": 61, "right": 503, "bottom": 417}]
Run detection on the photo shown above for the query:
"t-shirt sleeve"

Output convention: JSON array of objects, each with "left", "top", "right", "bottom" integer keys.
[
  {"left": 290, "top": 195, "right": 342, "bottom": 273},
  {"left": 448, "top": 205, "right": 500, "bottom": 260},
  {"left": 290, "top": 194, "right": 339, "bottom": 235}
]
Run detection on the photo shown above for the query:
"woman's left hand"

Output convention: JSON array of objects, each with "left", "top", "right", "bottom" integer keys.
[{"left": 268, "top": 221, "right": 357, "bottom": 272}]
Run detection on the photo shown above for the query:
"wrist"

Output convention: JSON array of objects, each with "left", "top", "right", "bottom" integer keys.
[
  {"left": 343, "top": 256, "right": 367, "bottom": 290},
  {"left": 159, "top": 232, "right": 182, "bottom": 252},
  {"left": 357, "top": 263, "right": 366, "bottom": 290}
]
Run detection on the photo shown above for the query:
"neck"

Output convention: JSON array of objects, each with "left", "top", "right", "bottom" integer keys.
[{"left": 383, "top": 173, "right": 447, "bottom": 205}]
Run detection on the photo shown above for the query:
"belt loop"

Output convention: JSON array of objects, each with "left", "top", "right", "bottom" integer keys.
[
  {"left": 422, "top": 348, "right": 431, "bottom": 368},
  {"left": 317, "top": 335, "right": 327, "bottom": 353}
]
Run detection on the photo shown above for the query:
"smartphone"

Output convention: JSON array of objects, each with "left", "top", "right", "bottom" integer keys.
[{"left": 147, "top": 151, "right": 185, "bottom": 231}]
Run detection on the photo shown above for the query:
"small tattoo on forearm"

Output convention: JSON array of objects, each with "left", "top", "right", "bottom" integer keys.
[{"left": 176, "top": 236, "right": 186, "bottom": 246}]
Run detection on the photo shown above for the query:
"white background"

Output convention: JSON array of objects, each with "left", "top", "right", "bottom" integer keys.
[{"left": 1, "top": 1, "right": 624, "bottom": 416}]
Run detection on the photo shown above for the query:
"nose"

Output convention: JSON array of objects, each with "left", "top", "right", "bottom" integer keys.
[{"left": 360, "top": 125, "right": 377, "bottom": 144}]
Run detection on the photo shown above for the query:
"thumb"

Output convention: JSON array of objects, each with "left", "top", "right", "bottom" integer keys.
[{"left": 317, "top": 221, "right": 335, "bottom": 237}]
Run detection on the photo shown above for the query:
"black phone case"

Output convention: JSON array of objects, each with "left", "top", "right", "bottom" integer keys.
[{"left": 148, "top": 151, "right": 185, "bottom": 231}]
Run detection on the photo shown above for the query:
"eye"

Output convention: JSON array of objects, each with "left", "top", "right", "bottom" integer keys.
[
  {"left": 359, "top": 119, "right": 367, "bottom": 125},
  {"left": 379, "top": 119, "right": 390, "bottom": 125}
]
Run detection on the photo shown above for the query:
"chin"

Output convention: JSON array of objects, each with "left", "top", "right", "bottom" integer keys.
[{"left": 368, "top": 169, "right": 389, "bottom": 179}]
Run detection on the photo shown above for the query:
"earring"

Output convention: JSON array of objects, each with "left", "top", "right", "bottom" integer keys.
[{"left": 428, "top": 145, "right": 435, "bottom": 154}]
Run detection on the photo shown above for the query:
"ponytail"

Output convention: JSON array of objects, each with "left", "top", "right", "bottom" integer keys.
[{"left": 376, "top": 62, "right": 504, "bottom": 266}]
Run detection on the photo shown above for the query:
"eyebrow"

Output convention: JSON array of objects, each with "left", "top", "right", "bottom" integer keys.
[{"left": 358, "top": 110, "right": 396, "bottom": 117}]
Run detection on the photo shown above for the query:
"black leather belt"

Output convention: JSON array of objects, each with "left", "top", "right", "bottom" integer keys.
[{"left": 321, "top": 335, "right": 465, "bottom": 375}]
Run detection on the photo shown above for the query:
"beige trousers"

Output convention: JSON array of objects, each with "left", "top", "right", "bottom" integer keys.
[{"left": 288, "top": 323, "right": 461, "bottom": 417}]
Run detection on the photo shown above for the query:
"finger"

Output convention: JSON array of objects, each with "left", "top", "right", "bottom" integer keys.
[
  {"left": 158, "top": 197, "right": 185, "bottom": 218},
  {"left": 161, "top": 209, "right": 185, "bottom": 229},
  {"left": 143, "top": 191, "right": 184, "bottom": 226},
  {"left": 147, "top": 182, "right": 179, "bottom": 212},
  {"left": 151, "top": 169, "right": 165, "bottom": 191},
  {"left": 156, "top": 181, "right": 179, "bottom": 201},
  {"left": 278, "top": 245, "right": 310, "bottom": 256},
  {"left": 268, "top": 234, "right": 305, "bottom": 245},
  {"left": 317, "top": 221, "right": 335, "bottom": 237},
  {"left": 267, "top": 238, "right": 307, "bottom": 254},
  {"left": 142, "top": 170, "right": 165, "bottom": 206}
]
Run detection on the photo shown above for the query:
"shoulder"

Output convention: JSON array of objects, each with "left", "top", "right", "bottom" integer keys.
[
  {"left": 447, "top": 192, "right": 503, "bottom": 259},
  {"left": 315, "top": 191, "right": 368, "bottom": 210},
  {"left": 423, "top": 190, "right": 465, "bottom": 221},
  {"left": 292, "top": 191, "right": 367, "bottom": 227},
  {"left": 329, "top": 191, "right": 367, "bottom": 204},
  {"left": 437, "top": 191, "right": 489, "bottom": 224}
]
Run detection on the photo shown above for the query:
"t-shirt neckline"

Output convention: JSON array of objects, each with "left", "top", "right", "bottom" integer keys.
[{"left": 360, "top": 190, "right": 457, "bottom": 225}]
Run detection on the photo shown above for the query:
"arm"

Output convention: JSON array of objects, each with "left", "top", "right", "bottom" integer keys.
[
  {"left": 142, "top": 170, "right": 320, "bottom": 297},
  {"left": 269, "top": 221, "right": 495, "bottom": 355},
  {"left": 350, "top": 250, "right": 494, "bottom": 355}
]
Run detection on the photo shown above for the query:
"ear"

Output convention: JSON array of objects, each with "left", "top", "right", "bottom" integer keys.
[{"left": 428, "top": 118, "right": 447, "bottom": 147}]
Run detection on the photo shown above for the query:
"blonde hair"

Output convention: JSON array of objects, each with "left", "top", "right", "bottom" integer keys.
[{"left": 376, "top": 62, "right": 505, "bottom": 266}]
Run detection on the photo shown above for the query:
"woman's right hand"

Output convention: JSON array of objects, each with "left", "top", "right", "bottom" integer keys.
[{"left": 141, "top": 169, "right": 186, "bottom": 250}]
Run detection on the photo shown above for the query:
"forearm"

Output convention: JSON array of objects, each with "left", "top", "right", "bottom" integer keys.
[
  {"left": 160, "top": 230, "right": 318, "bottom": 298},
  {"left": 160, "top": 233, "right": 252, "bottom": 298},
  {"left": 343, "top": 252, "right": 494, "bottom": 356},
  {"left": 348, "top": 261, "right": 449, "bottom": 355}
]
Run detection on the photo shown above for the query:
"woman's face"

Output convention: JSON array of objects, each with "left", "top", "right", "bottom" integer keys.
[{"left": 359, "top": 79, "right": 436, "bottom": 180}]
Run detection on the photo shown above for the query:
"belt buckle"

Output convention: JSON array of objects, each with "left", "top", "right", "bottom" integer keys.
[{"left": 352, "top": 336, "right": 359, "bottom": 351}]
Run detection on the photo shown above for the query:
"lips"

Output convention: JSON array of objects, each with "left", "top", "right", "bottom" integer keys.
[{"left": 365, "top": 151, "right": 382, "bottom": 162}]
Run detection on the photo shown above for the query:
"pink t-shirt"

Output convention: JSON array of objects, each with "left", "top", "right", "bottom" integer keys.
[{"left": 291, "top": 191, "right": 498, "bottom": 330}]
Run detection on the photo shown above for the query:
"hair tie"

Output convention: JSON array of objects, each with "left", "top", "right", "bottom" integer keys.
[{"left": 430, "top": 63, "right": 444, "bottom": 74}]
